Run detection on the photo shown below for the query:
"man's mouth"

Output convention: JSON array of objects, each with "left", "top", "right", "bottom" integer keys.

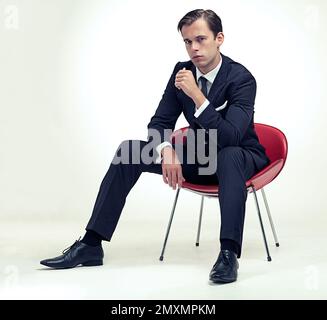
[{"left": 192, "top": 55, "right": 203, "bottom": 60}]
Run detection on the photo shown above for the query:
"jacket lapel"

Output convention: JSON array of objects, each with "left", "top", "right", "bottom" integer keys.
[{"left": 207, "top": 53, "right": 229, "bottom": 101}]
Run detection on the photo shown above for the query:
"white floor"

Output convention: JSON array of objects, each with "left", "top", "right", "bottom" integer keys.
[{"left": 1, "top": 210, "right": 326, "bottom": 300}]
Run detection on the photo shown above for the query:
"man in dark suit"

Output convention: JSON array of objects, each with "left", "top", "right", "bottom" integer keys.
[{"left": 40, "top": 9, "right": 269, "bottom": 284}]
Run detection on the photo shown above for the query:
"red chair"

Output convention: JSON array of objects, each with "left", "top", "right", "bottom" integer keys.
[{"left": 159, "top": 123, "right": 288, "bottom": 261}]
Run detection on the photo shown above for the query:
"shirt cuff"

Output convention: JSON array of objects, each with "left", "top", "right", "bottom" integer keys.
[
  {"left": 155, "top": 141, "right": 173, "bottom": 164},
  {"left": 194, "top": 99, "right": 210, "bottom": 118}
]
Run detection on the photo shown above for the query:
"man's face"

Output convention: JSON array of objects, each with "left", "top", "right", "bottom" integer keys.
[{"left": 181, "top": 18, "right": 224, "bottom": 74}]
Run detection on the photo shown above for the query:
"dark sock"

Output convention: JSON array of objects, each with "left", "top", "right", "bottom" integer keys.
[
  {"left": 220, "top": 239, "right": 240, "bottom": 256},
  {"left": 81, "top": 230, "right": 103, "bottom": 247}
]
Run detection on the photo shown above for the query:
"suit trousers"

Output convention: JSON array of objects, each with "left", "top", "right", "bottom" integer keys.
[{"left": 86, "top": 139, "right": 257, "bottom": 256}]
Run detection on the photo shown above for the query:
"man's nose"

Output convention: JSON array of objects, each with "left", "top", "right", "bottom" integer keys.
[{"left": 191, "top": 42, "right": 200, "bottom": 51}]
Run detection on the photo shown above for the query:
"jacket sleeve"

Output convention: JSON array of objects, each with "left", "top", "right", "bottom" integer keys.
[
  {"left": 193, "top": 72, "right": 256, "bottom": 148},
  {"left": 147, "top": 62, "right": 183, "bottom": 145}
]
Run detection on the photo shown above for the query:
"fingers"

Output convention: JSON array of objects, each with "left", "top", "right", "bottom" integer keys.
[
  {"left": 177, "top": 169, "right": 185, "bottom": 188},
  {"left": 176, "top": 69, "right": 190, "bottom": 79},
  {"left": 175, "top": 68, "right": 189, "bottom": 82},
  {"left": 162, "top": 166, "right": 185, "bottom": 190},
  {"left": 175, "top": 74, "right": 187, "bottom": 89},
  {"left": 175, "top": 68, "right": 193, "bottom": 90},
  {"left": 162, "top": 167, "right": 168, "bottom": 184},
  {"left": 176, "top": 71, "right": 189, "bottom": 77},
  {"left": 167, "top": 170, "right": 173, "bottom": 189},
  {"left": 162, "top": 148, "right": 184, "bottom": 190},
  {"left": 163, "top": 168, "right": 174, "bottom": 188},
  {"left": 171, "top": 170, "right": 177, "bottom": 190},
  {"left": 176, "top": 67, "right": 186, "bottom": 74}
]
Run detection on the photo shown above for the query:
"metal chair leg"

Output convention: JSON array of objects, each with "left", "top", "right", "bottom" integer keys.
[
  {"left": 159, "top": 188, "right": 181, "bottom": 261},
  {"left": 195, "top": 196, "right": 204, "bottom": 247},
  {"left": 261, "top": 188, "right": 279, "bottom": 247},
  {"left": 252, "top": 186, "right": 272, "bottom": 261}
]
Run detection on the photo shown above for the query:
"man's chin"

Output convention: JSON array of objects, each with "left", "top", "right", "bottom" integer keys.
[{"left": 192, "top": 60, "right": 206, "bottom": 67}]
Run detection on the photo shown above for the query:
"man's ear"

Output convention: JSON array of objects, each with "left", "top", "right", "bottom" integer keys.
[{"left": 216, "top": 32, "right": 224, "bottom": 48}]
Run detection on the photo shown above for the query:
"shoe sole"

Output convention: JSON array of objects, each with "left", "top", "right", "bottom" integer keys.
[
  {"left": 40, "top": 260, "right": 103, "bottom": 269},
  {"left": 82, "top": 260, "right": 103, "bottom": 267},
  {"left": 210, "top": 276, "right": 237, "bottom": 284}
]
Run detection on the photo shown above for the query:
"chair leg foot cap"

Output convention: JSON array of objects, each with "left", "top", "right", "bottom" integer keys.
[
  {"left": 195, "top": 243, "right": 199, "bottom": 247},
  {"left": 276, "top": 243, "right": 280, "bottom": 247},
  {"left": 159, "top": 256, "right": 164, "bottom": 261},
  {"left": 267, "top": 256, "right": 272, "bottom": 262}
]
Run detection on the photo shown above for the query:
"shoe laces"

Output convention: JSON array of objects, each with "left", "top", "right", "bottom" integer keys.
[
  {"left": 221, "top": 250, "right": 233, "bottom": 265},
  {"left": 62, "top": 236, "right": 81, "bottom": 254}
]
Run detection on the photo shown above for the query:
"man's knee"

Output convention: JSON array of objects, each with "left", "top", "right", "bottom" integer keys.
[
  {"left": 114, "top": 139, "right": 152, "bottom": 165},
  {"left": 117, "top": 139, "right": 139, "bottom": 152},
  {"left": 113, "top": 140, "right": 138, "bottom": 165}
]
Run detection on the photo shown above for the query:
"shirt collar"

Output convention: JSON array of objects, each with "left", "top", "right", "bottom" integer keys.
[{"left": 196, "top": 54, "right": 222, "bottom": 84}]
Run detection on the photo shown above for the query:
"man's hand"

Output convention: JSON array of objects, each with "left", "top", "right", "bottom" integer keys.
[
  {"left": 161, "top": 146, "right": 185, "bottom": 190},
  {"left": 175, "top": 68, "right": 206, "bottom": 108}
]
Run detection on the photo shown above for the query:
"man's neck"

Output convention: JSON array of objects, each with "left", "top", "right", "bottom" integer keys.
[{"left": 199, "top": 52, "right": 221, "bottom": 75}]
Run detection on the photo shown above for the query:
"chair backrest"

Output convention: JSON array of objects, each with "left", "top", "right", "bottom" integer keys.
[
  {"left": 254, "top": 123, "right": 288, "bottom": 164},
  {"left": 171, "top": 123, "right": 288, "bottom": 165}
]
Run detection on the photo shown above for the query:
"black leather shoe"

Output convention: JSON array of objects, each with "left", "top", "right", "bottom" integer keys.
[
  {"left": 209, "top": 250, "right": 239, "bottom": 283},
  {"left": 40, "top": 239, "right": 104, "bottom": 269}
]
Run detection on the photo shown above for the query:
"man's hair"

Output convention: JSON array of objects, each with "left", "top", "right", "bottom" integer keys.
[{"left": 177, "top": 9, "right": 223, "bottom": 38}]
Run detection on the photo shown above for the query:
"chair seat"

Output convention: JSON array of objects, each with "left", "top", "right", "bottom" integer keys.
[{"left": 182, "top": 159, "right": 285, "bottom": 196}]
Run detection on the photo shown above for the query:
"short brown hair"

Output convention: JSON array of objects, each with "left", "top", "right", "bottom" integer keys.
[{"left": 177, "top": 9, "right": 223, "bottom": 38}]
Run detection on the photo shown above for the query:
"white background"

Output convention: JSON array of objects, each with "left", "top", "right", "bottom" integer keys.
[{"left": 0, "top": 0, "right": 327, "bottom": 299}]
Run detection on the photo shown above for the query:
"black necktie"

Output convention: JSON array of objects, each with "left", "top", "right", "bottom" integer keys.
[{"left": 199, "top": 76, "right": 208, "bottom": 97}]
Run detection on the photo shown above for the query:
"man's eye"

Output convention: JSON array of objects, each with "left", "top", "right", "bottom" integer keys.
[
  {"left": 198, "top": 37, "right": 205, "bottom": 42},
  {"left": 184, "top": 40, "right": 191, "bottom": 45}
]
